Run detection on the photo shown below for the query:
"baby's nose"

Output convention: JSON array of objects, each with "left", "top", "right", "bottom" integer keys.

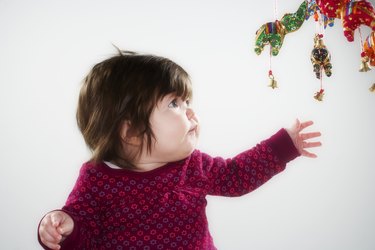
[{"left": 186, "top": 108, "right": 196, "bottom": 121}]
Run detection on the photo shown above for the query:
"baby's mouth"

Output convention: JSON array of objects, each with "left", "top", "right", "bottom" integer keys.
[{"left": 188, "top": 125, "right": 197, "bottom": 133}]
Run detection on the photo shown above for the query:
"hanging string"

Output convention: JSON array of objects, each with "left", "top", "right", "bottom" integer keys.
[
  {"left": 358, "top": 27, "right": 364, "bottom": 52},
  {"left": 273, "top": 0, "right": 278, "bottom": 20},
  {"left": 269, "top": 48, "right": 272, "bottom": 73},
  {"left": 314, "top": 10, "right": 324, "bottom": 37},
  {"left": 268, "top": 45, "right": 277, "bottom": 89},
  {"left": 320, "top": 68, "right": 323, "bottom": 90},
  {"left": 313, "top": 67, "right": 324, "bottom": 101},
  {"left": 320, "top": 15, "right": 325, "bottom": 37}
]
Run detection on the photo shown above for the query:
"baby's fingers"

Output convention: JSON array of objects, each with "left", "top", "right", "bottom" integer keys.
[
  {"left": 300, "top": 132, "right": 321, "bottom": 140},
  {"left": 41, "top": 235, "right": 61, "bottom": 249},
  {"left": 51, "top": 212, "right": 64, "bottom": 227},
  {"left": 40, "top": 215, "right": 61, "bottom": 238},
  {"left": 39, "top": 227, "right": 62, "bottom": 250},
  {"left": 298, "top": 120, "right": 314, "bottom": 131},
  {"left": 300, "top": 149, "right": 318, "bottom": 158},
  {"left": 303, "top": 141, "right": 322, "bottom": 148}
]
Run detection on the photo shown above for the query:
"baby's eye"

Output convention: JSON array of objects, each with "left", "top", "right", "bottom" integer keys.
[
  {"left": 168, "top": 99, "right": 179, "bottom": 108},
  {"left": 185, "top": 99, "right": 190, "bottom": 106}
]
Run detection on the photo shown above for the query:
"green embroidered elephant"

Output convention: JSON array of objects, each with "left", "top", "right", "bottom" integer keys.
[{"left": 255, "top": 1, "right": 308, "bottom": 56}]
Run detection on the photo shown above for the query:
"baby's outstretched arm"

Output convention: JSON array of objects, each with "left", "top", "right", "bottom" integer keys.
[
  {"left": 38, "top": 210, "right": 74, "bottom": 250},
  {"left": 286, "top": 119, "right": 322, "bottom": 158}
]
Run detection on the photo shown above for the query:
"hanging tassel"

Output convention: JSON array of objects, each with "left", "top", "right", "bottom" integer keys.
[
  {"left": 369, "top": 83, "right": 375, "bottom": 92},
  {"left": 314, "top": 65, "right": 325, "bottom": 101},
  {"left": 267, "top": 39, "right": 278, "bottom": 89}
]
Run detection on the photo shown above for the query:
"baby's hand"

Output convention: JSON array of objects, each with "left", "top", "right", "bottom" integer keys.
[
  {"left": 38, "top": 211, "right": 74, "bottom": 250},
  {"left": 286, "top": 119, "right": 322, "bottom": 158}
]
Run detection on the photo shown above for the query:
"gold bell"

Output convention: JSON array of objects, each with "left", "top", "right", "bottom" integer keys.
[
  {"left": 269, "top": 78, "right": 278, "bottom": 89},
  {"left": 267, "top": 70, "right": 278, "bottom": 89},
  {"left": 314, "top": 89, "right": 324, "bottom": 101},
  {"left": 268, "top": 73, "right": 277, "bottom": 89},
  {"left": 359, "top": 56, "right": 371, "bottom": 72},
  {"left": 369, "top": 83, "right": 375, "bottom": 92}
]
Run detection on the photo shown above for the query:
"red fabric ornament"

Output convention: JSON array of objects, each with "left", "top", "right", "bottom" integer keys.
[{"left": 316, "top": 0, "right": 375, "bottom": 42}]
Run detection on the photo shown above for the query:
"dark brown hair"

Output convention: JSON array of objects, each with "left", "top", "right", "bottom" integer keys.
[{"left": 76, "top": 50, "right": 192, "bottom": 168}]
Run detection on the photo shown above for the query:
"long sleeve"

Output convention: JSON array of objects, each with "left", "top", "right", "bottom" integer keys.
[
  {"left": 201, "top": 129, "right": 300, "bottom": 196},
  {"left": 53, "top": 164, "right": 103, "bottom": 249}
]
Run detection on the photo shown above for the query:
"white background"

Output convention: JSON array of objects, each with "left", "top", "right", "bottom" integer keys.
[{"left": 1, "top": 0, "right": 374, "bottom": 249}]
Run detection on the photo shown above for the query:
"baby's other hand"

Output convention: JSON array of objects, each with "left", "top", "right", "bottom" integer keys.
[
  {"left": 286, "top": 119, "right": 322, "bottom": 158},
  {"left": 39, "top": 210, "right": 74, "bottom": 250}
]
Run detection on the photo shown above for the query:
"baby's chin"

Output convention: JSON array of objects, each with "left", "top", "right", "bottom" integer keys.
[
  {"left": 171, "top": 144, "right": 197, "bottom": 162},
  {"left": 185, "top": 146, "right": 196, "bottom": 158}
]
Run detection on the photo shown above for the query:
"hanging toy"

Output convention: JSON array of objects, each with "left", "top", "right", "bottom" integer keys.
[
  {"left": 316, "top": 0, "right": 375, "bottom": 42},
  {"left": 311, "top": 34, "right": 332, "bottom": 79},
  {"left": 311, "top": 33, "right": 332, "bottom": 101},
  {"left": 341, "top": 0, "right": 375, "bottom": 42},
  {"left": 255, "top": 1, "right": 308, "bottom": 56},
  {"left": 361, "top": 31, "right": 375, "bottom": 68}
]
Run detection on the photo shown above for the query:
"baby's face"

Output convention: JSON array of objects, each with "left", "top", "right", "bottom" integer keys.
[{"left": 147, "top": 93, "right": 199, "bottom": 162}]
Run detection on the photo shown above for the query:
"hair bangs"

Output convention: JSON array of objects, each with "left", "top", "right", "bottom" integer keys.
[
  {"left": 171, "top": 73, "right": 192, "bottom": 101},
  {"left": 157, "top": 60, "right": 192, "bottom": 102}
]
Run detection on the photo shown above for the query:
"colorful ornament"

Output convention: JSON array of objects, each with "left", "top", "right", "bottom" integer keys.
[
  {"left": 315, "top": 0, "right": 342, "bottom": 18},
  {"left": 306, "top": 0, "right": 335, "bottom": 28},
  {"left": 311, "top": 34, "right": 332, "bottom": 79},
  {"left": 255, "top": 1, "right": 308, "bottom": 56},
  {"left": 316, "top": 0, "right": 375, "bottom": 42},
  {"left": 361, "top": 31, "right": 375, "bottom": 67},
  {"left": 253, "top": 0, "right": 375, "bottom": 95}
]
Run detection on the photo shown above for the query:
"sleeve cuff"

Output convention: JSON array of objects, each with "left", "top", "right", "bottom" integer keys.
[
  {"left": 267, "top": 128, "right": 300, "bottom": 163},
  {"left": 59, "top": 209, "right": 80, "bottom": 249}
]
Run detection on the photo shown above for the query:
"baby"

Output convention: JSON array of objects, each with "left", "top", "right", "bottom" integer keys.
[{"left": 38, "top": 50, "right": 321, "bottom": 250}]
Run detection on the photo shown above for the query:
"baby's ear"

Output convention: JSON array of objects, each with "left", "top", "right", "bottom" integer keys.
[{"left": 120, "top": 121, "right": 141, "bottom": 145}]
